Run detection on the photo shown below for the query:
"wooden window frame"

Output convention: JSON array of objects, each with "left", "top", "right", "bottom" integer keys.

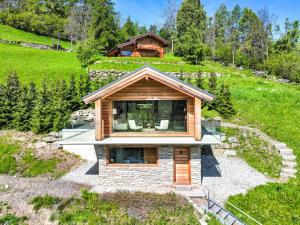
[
  {"left": 110, "top": 99, "right": 190, "bottom": 136},
  {"left": 105, "top": 146, "right": 159, "bottom": 168}
]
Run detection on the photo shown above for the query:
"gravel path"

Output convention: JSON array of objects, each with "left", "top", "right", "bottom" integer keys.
[
  {"left": 0, "top": 175, "right": 86, "bottom": 225},
  {"left": 201, "top": 155, "right": 270, "bottom": 205}
]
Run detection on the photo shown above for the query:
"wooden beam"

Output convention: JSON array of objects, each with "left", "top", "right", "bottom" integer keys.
[
  {"left": 95, "top": 99, "right": 102, "bottom": 140},
  {"left": 194, "top": 98, "right": 201, "bottom": 141}
]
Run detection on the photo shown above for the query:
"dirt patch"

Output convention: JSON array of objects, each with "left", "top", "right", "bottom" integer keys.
[{"left": 0, "top": 175, "right": 87, "bottom": 225}]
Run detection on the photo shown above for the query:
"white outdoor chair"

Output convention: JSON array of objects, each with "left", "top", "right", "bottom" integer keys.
[
  {"left": 155, "top": 120, "right": 169, "bottom": 131},
  {"left": 128, "top": 120, "right": 143, "bottom": 131}
]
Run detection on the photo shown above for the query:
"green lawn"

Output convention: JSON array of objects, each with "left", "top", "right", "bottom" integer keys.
[
  {"left": 0, "top": 25, "right": 71, "bottom": 49},
  {"left": 0, "top": 43, "right": 84, "bottom": 85}
]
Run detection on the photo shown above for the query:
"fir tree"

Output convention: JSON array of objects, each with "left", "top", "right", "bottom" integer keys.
[
  {"left": 122, "top": 16, "right": 138, "bottom": 39},
  {"left": 13, "top": 86, "right": 32, "bottom": 131},
  {"left": 4, "top": 71, "right": 21, "bottom": 127},
  {"left": 52, "top": 80, "right": 70, "bottom": 131},
  {"left": 66, "top": 74, "right": 80, "bottom": 112},
  {"left": 195, "top": 71, "right": 205, "bottom": 89},
  {"left": 31, "top": 81, "right": 53, "bottom": 133},
  {"left": 78, "top": 74, "right": 91, "bottom": 109},
  {"left": 175, "top": 0, "right": 207, "bottom": 63},
  {"left": 0, "top": 84, "right": 6, "bottom": 129},
  {"left": 215, "top": 83, "right": 236, "bottom": 118},
  {"left": 208, "top": 72, "right": 217, "bottom": 94}
]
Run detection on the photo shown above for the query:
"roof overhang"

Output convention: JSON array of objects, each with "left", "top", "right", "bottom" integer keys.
[{"left": 83, "top": 66, "right": 214, "bottom": 104}]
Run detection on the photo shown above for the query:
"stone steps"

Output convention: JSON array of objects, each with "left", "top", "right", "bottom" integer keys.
[
  {"left": 282, "top": 161, "right": 297, "bottom": 168},
  {"left": 280, "top": 172, "right": 296, "bottom": 179},
  {"left": 279, "top": 148, "right": 294, "bottom": 156},
  {"left": 282, "top": 154, "right": 296, "bottom": 161},
  {"left": 281, "top": 168, "right": 297, "bottom": 174}
]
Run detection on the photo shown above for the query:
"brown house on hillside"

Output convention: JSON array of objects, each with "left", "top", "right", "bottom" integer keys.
[{"left": 106, "top": 32, "right": 169, "bottom": 58}]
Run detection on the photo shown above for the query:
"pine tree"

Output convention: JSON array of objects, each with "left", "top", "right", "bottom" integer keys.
[
  {"left": 175, "top": 0, "right": 207, "bottom": 64},
  {"left": 52, "top": 80, "right": 70, "bottom": 131},
  {"left": 13, "top": 86, "right": 32, "bottom": 131},
  {"left": 0, "top": 84, "right": 6, "bottom": 129},
  {"left": 4, "top": 71, "right": 21, "bottom": 127},
  {"left": 215, "top": 83, "right": 236, "bottom": 118},
  {"left": 122, "top": 16, "right": 138, "bottom": 39},
  {"left": 195, "top": 71, "right": 205, "bottom": 89},
  {"left": 86, "top": 0, "right": 122, "bottom": 53},
  {"left": 78, "top": 74, "right": 91, "bottom": 109},
  {"left": 208, "top": 72, "right": 217, "bottom": 94},
  {"left": 31, "top": 81, "right": 53, "bottom": 134},
  {"left": 66, "top": 74, "right": 80, "bottom": 112}
]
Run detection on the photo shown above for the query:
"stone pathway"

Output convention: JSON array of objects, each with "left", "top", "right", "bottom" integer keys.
[
  {"left": 201, "top": 155, "right": 269, "bottom": 205},
  {"left": 222, "top": 122, "right": 297, "bottom": 181}
]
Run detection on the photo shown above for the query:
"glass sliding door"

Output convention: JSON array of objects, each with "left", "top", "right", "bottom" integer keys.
[{"left": 112, "top": 100, "right": 187, "bottom": 132}]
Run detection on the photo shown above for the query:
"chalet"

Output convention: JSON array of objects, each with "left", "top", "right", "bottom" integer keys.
[
  {"left": 59, "top": 66, "right": 220, "bottom": 189},
  {"left": 106, "top": 32, "right": 169, "bottom": 58}
]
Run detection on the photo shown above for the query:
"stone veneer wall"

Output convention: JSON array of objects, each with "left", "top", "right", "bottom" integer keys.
[{"left": 96, "top": 145, "right": 202, "bottom": 188}]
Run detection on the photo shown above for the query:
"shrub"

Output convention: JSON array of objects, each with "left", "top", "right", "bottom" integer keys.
[
  {"left": 31, "top": 195, "right": 61, "bottom": 210},
  {"left": 265, "top": 53, "right": 300, "bottom": 82},
  {"left": 0, "top": 214, "right": 27, "bottom": 225}
]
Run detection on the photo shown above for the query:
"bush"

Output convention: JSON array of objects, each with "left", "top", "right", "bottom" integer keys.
[
  {"left": 265, "top": 53, "right": 300, "bottom": 82},
  {"left": 31, "top": 195, "right": 61, "bottom": 210}
]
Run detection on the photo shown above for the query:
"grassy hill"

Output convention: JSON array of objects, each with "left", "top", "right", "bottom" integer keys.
[
  {"left": 0, "top": 25, "right": 71, "bottom": 49},
  {"left": 0, "top": 43, "right": 83, "bottom": 84}
]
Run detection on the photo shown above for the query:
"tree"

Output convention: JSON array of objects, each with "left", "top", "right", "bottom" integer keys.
[
  {"left": 239, "top": 8, "right": 267, "bottom": 68},
  {"left": 148, "top": 24, "right": 158, "bottom": 34},
  {"left": 122, "top": 16, "right": 138, "bottom": 39},
  {"left": 228, "top": 4, "right": 242, "bottom": 65},
  {"left": 66, "top": 74, "right": 80, "bottom": 112},
  {"left": 4, "top": 71, "right": 21, "bottom": 127},
  {"left": 214, "top": 3, "right": 229, "bottom": 46},
  {"left": 215, "top": 83, "right": 236, "bottom": 118},
  {"left": 139, "top": 26, "right": 148, "bottom": 34},
  {"left": 208, "top": 72, "right": 217, "bottom": 94},
  {"left": 78, "top": 73, "right": 91, "bottom": 108},
  {"left": 274, "top": 20, "right": 299, "bottom": 53},
  {"left": 195, "top": 71, "right": 205, "bottom": 89},
  {"left": 52, "top": 79, "right": 70, "bottom": 131},
  {"left": 13, "top": 82, "right": 36, "bottom": 131},
  {"left": 175, "top": 0, "right": 207, "bottom": 64},
  {"left": 258, "top": 7, "right": 276, "bottom": 60},
  {"left": 161, "top": 0, "right": 177, "bottom": 44},
  {"left": 65, "top": 3, "right": 91, "bottom": 50},
  {"left": 31, "top": 81, "right": 53, "bottom": 133},
  {"left": 86, "top": 0, "right": 122, "bottom": 53},
  {"left": 0, "top": 84, "right": 6, "bottom": 129}
]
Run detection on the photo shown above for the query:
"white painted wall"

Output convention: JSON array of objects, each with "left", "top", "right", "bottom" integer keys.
[{"left": 63, "top": 145, "right": 98, "bottom": 161}]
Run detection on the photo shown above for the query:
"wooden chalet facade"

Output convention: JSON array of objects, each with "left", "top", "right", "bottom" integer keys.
[
  {"left": 106, "top": 33, "right": 169, "bottom": 58},
  {"left": 60, "top": 66, "right": 219, "bottom": 188}
]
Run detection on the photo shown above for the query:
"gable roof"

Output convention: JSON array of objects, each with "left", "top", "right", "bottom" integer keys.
[
  {"left": 106, "top": 32, "right": 169, "bottom": 56},
  {"left": 83, "top": 66, "right": 214, "bottom": 104}
]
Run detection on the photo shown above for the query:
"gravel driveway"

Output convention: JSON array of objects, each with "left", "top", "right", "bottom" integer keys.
[
  {"left": 201, "top": 155, "right": 270, "bottom": 204},
  {"left": 0, "top": 175, "right": 86, "bottom": 225}
]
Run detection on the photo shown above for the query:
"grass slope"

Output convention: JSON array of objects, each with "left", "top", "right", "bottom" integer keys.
[
  {"left": 0, "top": 25, "right": 71, "bottom": 49},
  {"left": 0, "top": 43, "right": 84, "bottom": 84},
  {"left": 220, "top": 71, "right": 300, "bottom": 225}
]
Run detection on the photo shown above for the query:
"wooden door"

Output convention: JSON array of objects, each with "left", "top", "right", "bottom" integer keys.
[{"left": 174, "top": 147, "right": 190, "bottom": 185}]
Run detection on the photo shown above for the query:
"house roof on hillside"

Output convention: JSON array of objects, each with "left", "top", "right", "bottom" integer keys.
[
  {"left": 106, "top": 32, "right": 170, "bottom": 56},
  {"left": 83, "top": 65, "right": 214, "bottom": 104}
]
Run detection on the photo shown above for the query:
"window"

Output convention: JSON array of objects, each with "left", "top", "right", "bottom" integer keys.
[
  {"left": 108, "top": 147, "right": 157, "bottom": 165},
  {"left": 112, "top": 100, "right": 187, "bottom": 132},
  {"left": 121, "top": 50, "right": 132, "bottom": 56}
]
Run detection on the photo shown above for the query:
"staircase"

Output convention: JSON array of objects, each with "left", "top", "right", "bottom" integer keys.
[
  {"left": 207, "top": 199, "right": 245, "bottom": 225},
  {"left": 278, "top": 144, "right": 297, "bottom": 179}
]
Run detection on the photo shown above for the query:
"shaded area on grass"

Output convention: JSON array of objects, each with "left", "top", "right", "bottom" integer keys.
[{"left": 31, "top": 190, "right": 201, "bottom": 225}]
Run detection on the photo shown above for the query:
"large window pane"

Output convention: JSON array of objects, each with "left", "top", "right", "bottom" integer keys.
[
  {"left": 108, "top": 147, "right": 157, "bottom": 164},
  {"left": 112, "top": 100, "right": 187, "bottom": 132}
]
